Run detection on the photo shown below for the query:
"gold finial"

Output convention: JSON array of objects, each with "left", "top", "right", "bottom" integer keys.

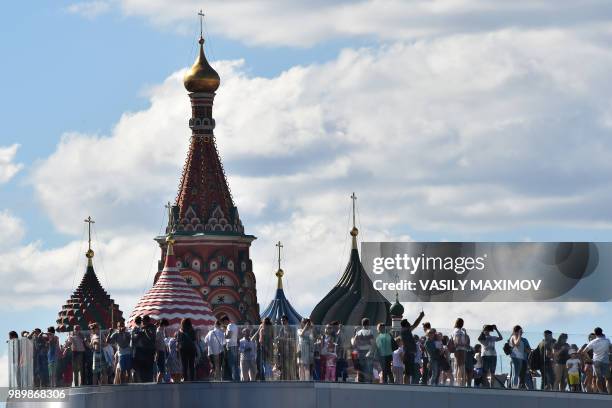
[
  {"left": 275, "top": 241, "right": 284, "bottom": 289},
  {"left": 166, "top": 234, "right": 176, "bottom": 256},
  {"left": 184, "top": 10, "right": 220, "bottom": 93},
  {"left": 350, "top": 193, "right": 359, "bottom": 248},
  {"left": 84, "top": 216, "right": 95, "bottom": 264}
]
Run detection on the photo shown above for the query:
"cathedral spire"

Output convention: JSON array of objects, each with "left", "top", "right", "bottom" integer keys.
[
  {"left": 84, "top": 215, "right": 95, "bottom": 266},
  {"left": 275, "top": 241, "right": 284, "bottom": 289},
  {"left": 183, "top": 10, "right": 220, "bottom": 94},
  {"left": 153, "top": 16, "right": 259, "bottom": 324},
  {"left": 350, "top": 192, "right": 359, "bottom": 249},
  {"left": 260, "top": 241, "right": 302, "bottom": 325}
]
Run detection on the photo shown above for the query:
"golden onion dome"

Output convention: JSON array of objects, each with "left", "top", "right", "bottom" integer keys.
[{"left": 184, "top": 37, "right": 220, "bottom": 93}]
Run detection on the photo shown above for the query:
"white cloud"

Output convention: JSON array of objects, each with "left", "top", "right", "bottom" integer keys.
[
  {"left": 0, "top": 224, "right": 159, "bottom": 314},
  {"left": 114, "top": 0, "right": 612, "bottom": 47},
  {"left": 26, "top": 27, "right": 612, "bottom": 318},
  {"left": 0, "top": 210, "right": 24, "bottom": 246},
  {"left": 65, "top": 1, "right": 112, "bottom": 19},
  {"left": 0, "top": 144, "right": 23, "bottom": 184}
]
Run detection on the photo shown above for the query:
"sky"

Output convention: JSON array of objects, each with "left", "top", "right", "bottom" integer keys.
[{"left": 2, "top": 0, "right": 612, "bottom": 384}]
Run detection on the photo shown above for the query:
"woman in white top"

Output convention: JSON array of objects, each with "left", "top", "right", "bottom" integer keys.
[
  {"left": 392, "top": 338, "right": 404, "bottom": 384},
  {"left": 509, "top": 325, "right": 530, "bottom": 389},
  {"left": 297, "top": 319, "right": 314, "bottom": 381},
  {"left": 452, "top": 318, "right": 469, "bottom": 387}
]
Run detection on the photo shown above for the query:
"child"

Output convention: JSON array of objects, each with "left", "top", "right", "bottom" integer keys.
[
  {"left": 324, "top": 341, "right": 337, "bottom": 381},
  {"left": 473, "top": 344, "right": 483, "bottom": 387},
  {"left": 566, "top": 348, "right": 582, "bottom": 392},
  {"left": 392, "top": 338, "right": 404, "bottom": 384}
]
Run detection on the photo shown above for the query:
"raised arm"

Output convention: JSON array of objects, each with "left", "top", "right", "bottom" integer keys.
[{"left": 410, "top": 311, "right": 425, "bottom": 331}]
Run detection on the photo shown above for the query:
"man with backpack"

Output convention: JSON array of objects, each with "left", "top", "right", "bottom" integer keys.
[
  {"left": 400, "top": 310, "right": 425, "bottom": 384},
  {"left": 132, "top": 315, "right": 156, "bottom": 382},
  {"left": 536, "top": 330, "right": 555, "bottom": 390}
]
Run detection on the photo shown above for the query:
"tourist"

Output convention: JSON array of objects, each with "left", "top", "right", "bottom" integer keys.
[
  {"left": 239, "top": 328, "right": 257, "bottom": 381},
  {"left": 276, "top": 315, "right": 297, "bottom": 380},
  {"left": 221, "top": 316, "right": 240, "bottom": 381},
  {"left": 178, "top": 318, "right": 198, "bottom": 382},
  {"left": 47, "top": 327, "right": 59, "bottom": 387},
  {"left": 155, "top": 319, "right": 169, "bottom": 383},
  {"left": 132, "top": 315, "right": 156, "bottom": 382},
  {"left": 421, "top": 321, "right": 431, "bottom": 384},
  {"left": 582, "top": 327, "right": 610, "bottom": 393},
  {"left": 439, "top": 334, "right": 453, "bottom": 385},
  {"left": 91, "top": 340, "right": 108, "bottom": 385},
  {"left": 106, "top": 321, "right": 132, "bottom": 384},
  {"left": 478, "top": 324, "right": 502, "bottom": 388},
  {"left": 465, "top": 342, "right": 475, "bottom": 387},
  {"left": 30, "top": 328, "right": 49, "bottom": 387},
  {"left": 130, "top": 316, "right": 142, "bottom": 382},
  {"left": 473, "top": 344, "right": 483, "bottom": 387},
  {"left": 66, "top": 325, "right": 86, "bottom": 386},
  {"left": 392, "top": 337, "right": 404, "bottom": 384},
  {"left": 204, "top": 320, "right": 225, "bottom": 381},
  {"left": 255, "top": 317, "right": 274, "bottom": 381},
  {"left": 537, "top": 330, "right": 555, "bottom": 390},
  {"left": 566, "top": 347, "right": 582, "bottom": 392},
  {"left": 376, "top": 323, "right": 393, "bottom": 383},
  {"left": 166, "top": 334, "right": 182, "bottom": 383},
  {"left": 400, "top": 310, "right": 425, "bottom": 384},
  {"left": 452, "top": 318, "right": 469, "bottom": 387},
  {"left": 424, "top": 328, "right": 440, "bottom": 386},
  {"left": 581, "top": 333, "right": 596, "bottom": 392},
  {"left": 323, "top": 337, "right": 338, "bottom": 381},
  {"left": 194, "top": 328, "right": 210, "bottom": 380},
  {"left": 413, "top": 335, "right": 423, "bottom": 384},
  {"left": 353, "top": 318, "right": 376, "bottom": 383},
  {"left": 553, "top": 333, "right": 569, "bottom": 391},
  {"left": 297, "top": 318, "right": 314, "bottom": 381},
  {"left": 332, "top": 321, "right": 348, "bottom": 382},
  {"left": 508, "top": 325, "right": 530, "bottom": 389}
]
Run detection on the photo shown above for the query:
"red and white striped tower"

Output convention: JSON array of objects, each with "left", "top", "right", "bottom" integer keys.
[{"left": 129, "top": 235, "right": 215, "bottom": 334}]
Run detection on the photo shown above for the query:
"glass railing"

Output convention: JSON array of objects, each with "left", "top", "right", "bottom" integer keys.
[{"left": 7, "top": 324, "right": 611, "bottom": 394}]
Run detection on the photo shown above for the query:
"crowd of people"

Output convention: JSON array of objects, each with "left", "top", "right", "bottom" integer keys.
[{"left": 7, "top": 312, "right": 612, "bottom": 394}]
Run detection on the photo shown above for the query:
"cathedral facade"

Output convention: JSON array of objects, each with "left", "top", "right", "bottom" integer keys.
[{"left": 152, "top": 34, "right": 260, "bottom": 324}]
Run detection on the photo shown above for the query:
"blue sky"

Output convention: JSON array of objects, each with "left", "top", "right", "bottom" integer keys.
[{"left": 2, "top": 1, "right": 612, "bottom": 381}]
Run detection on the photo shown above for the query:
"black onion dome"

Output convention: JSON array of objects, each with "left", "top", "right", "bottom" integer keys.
[
  {"left": 310, "top": 243, "right": 391, "bottom": 326},
  {"left": 56, "top": 257, "right": 123, "bottom": 332}
]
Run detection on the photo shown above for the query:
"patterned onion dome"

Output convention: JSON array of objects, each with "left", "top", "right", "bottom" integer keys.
[
  {"left": 56, "top": 249, "right": 123, "bottom": 332},
  {"left": 260, "top": 268, "right": 302, "bottom": 325},
  {"left": 128, "top": 236, "right": 215, "bottom": 334}
]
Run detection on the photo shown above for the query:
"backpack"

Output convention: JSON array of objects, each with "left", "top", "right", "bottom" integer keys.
[
  {"left": 503, "top": 339, "right": 512, "bottom": 356},
  {"left": 528, "top": 346, "right": 541, "bottom": 371}
]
